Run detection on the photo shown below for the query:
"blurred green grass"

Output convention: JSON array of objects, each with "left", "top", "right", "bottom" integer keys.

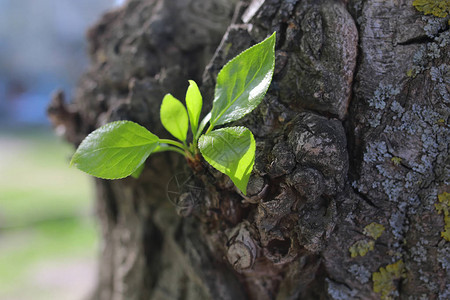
[{"left": 0, "top": 127, "right": 97, "bottom": 298}]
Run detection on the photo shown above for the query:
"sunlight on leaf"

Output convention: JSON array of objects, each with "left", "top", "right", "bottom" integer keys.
[
  {"left": 160, "top": 94, "right": 189, "bottom": 142},
  {"left": 210, "top": 32, "right": 276, "bottom": 127},
  {"left": 199, "top": 126, "right": 255, "bottom": 194},
  {"left": 71, "top": 121, "right": 159, "bottom": 179}
]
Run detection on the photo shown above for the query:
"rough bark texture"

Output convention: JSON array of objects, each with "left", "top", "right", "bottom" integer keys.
[{"left": 48, "top": 0, "right": 449, "bottom": 299}]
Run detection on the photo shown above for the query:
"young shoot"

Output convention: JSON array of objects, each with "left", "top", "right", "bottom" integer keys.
[{"left": 71, "top": 32, "right": 276, "bottom": 195}]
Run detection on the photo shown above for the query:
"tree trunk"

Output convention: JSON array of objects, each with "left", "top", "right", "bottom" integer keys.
[{"left": 48, "top": 0, "right": 449, "bottom": 299}]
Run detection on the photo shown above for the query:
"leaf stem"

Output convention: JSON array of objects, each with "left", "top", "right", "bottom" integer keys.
[
  {"left": 191, "top": 140, "right": 198, "bottom": 152},
  {"left": 195, "top": 112, "right": 212, "bottom": 140},
  {"left": 205, "top": 124, "right": 214, "bottom": 135},
  {"left": 173, "top": 147, "right": 188, "bottom": 156},
  {"left": 154, "top": 145, "right": 187, "bottom": 156},
  {"left": 159, "top": 139, "right": 188, "bottom": 150}
]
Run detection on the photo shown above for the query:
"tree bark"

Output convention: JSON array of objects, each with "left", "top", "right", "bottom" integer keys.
[{"left": 48, "top": 0, "right": 449, "bottom": 299}]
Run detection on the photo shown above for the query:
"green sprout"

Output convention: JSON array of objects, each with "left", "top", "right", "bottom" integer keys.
[{"left": 70, "top": 32, "right": 276, "bottom": 195}]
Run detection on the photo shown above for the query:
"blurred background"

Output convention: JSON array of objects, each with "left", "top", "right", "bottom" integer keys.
[{"left": 0, "top": 1, "right": 126, "bottom": 299}]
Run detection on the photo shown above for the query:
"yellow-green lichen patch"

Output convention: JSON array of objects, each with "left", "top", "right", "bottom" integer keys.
[
  {"left": 391, "top": 157, "right": 402, "bottom": 166},
  {"left": 364, "top": 222, "right": 386, "bottom": 239},
  {"left": 349, "top": 240, "right": 375, "bottom": 258},
  {"left": 413, "top": 0, "right": 450, "bottom": 18},
  {"left": 435, "top": 192, "right": 450, "bottom": 241},
  {"left": 373, "top": 260, "right": 406, "bottom": 300},
  {"left": 406, "top": 68, "right": 418, "bottom": 78},
  {"left": 349, "top": 222, "right": 385, "bottom": 258}
]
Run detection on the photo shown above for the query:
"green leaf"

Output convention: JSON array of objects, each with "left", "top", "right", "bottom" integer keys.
[
  {"left": 71, "top": 121, "right": 159, "bottom": 179},
  {"left": 198, "top": 126, "right": 255, "bottom": 195},
  {"left": 160, "top": 94, "right": 189, "bottom": 142},
  {"left": 185, "top": 80, "right": 202, "bottom": 136},
  {"left": 210, "top": 32, "right": 276, "bottom": 127},
  {"left": 131, "top": 163, "right": 145, "bottom": 179}
]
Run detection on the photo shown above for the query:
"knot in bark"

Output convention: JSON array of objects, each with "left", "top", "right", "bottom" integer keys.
[{"left": 225, "top": 221, "right": 258, "bottom": 272}]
